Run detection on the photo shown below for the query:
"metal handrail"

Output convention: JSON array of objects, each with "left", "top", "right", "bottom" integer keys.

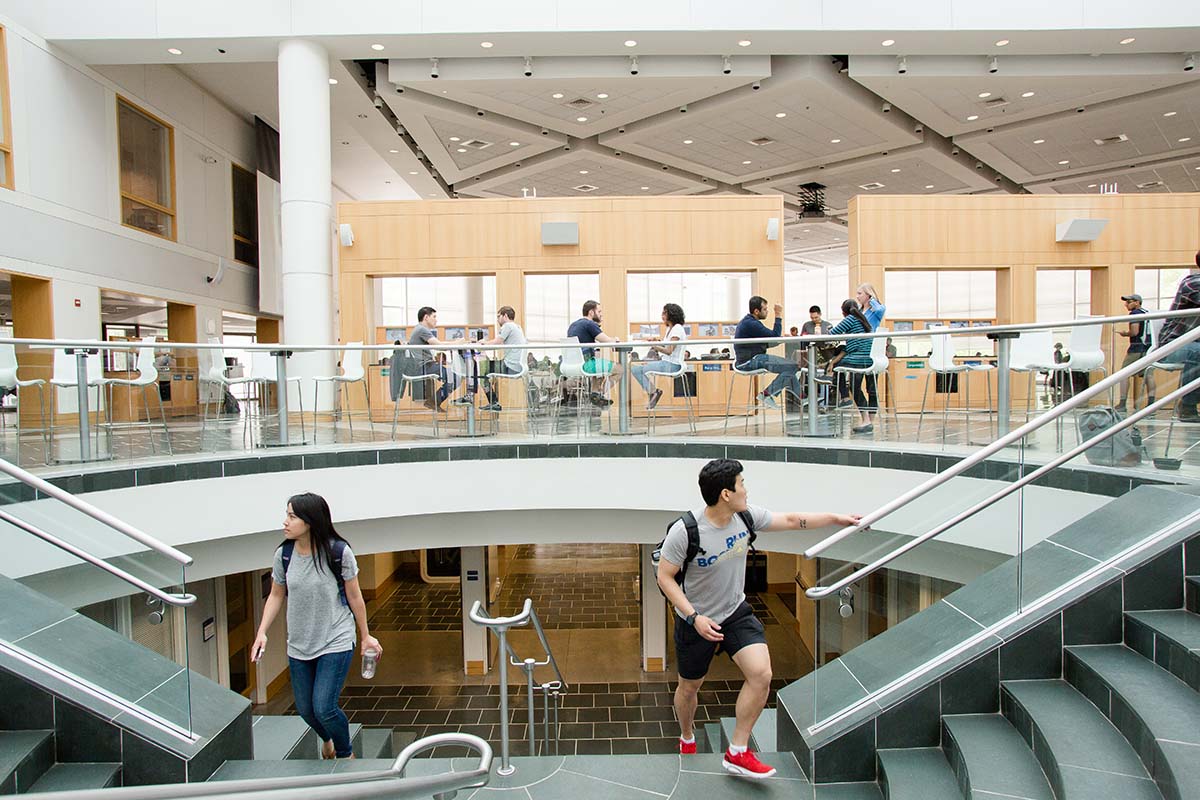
[
  {"left": 804, "top": 318, "right": 1200, "bottom": 564},
  {"left": 807, "top": 371, "right": 1200, "bottom": 599},
  {"left": 28, "top": 733, "right": 492, "bottom": 800}
]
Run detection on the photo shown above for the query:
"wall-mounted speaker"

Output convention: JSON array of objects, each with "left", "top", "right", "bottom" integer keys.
[
  {"left": 541, "top": 221, "right": 579, "bottom": 246},
  {"left": 766, "top": 217, "right": 780, "bottom": 241},
  {"left": 338, "top": 223, "right": 355, "bottom": 247},
  {"left": 1055, "top": 218, "right": 1108, "bottom": 242}
]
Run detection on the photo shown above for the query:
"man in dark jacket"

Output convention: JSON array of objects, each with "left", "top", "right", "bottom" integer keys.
[{"left": 733, "top": 296, "right": 799, "bottom": 408}]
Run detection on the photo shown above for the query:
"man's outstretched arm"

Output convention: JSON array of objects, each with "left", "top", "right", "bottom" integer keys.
[{"left": 762, "top": 512, "right": 861, "bottom": 532}]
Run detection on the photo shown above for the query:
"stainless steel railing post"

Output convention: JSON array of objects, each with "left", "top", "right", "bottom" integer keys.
[
  {"left": 552, "top": 690, "right": 561, "bottom": 755},
  {"left": 542, "top": 684, "right": 550, "bottom": 757},
  {"left": 496, "top": 627, "right": 514, "bottom": 776},
  {"left": 524, "top": 658, "right": 537, "bottom": 756},
  {"left": 994, "top": 334, "right": 1014, "bottom": 437},
  {"left": 807, "top": 345, "right": 819, "bottom": 436}
]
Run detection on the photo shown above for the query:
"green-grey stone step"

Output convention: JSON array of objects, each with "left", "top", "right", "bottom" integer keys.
[
  {"left": 815, "top": 782, "right": 883, "bottom": 799},
  {"left": 208, "top": 758, "right": 395, "bottom": 781},
  {"left": 718, "top": 710, "right": 775, "bottom": 753},
  {"left": 942, "top": 714, "right": 1054, "bottom": 800},
  {"left": 0, "top": 730, "right": 54, "bottom": 794},
  {"left": 26, "top": 763, "right": 121, "bottom": 793},
  {"left": 702, "top": 723, "right": 722, "bottom": 753},
  {"left": 876, "top": 748, "right": 959, "bottom": 800},
  {"left": 349, "top": 723, "right": 363, "bottom": 759},
  {"left": 251, "top": 716, "right": 318, "bottom": 760},
  {"left": 1125, "top": 609, "right": 1200, "bottom": 692},
  {"left": 1002, "top": 679, "right": 1159, "bottom": 800},
  {"left": 360, "top": 728, "right": 393, "bottom": 760},
  {"left": 1186, "top": 577, "right": 1199, "bottom": 614},
  {"left": 1066, "top": 644, "right": 1200, "bottom": 800}
]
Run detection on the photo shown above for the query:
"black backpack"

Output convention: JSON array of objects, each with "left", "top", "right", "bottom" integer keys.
[
  {"left": 279, "top": 539, "right": 350, "bottom": 607},
  {"left": 652, "top": 509, "right": 757, "bottom": 596}
]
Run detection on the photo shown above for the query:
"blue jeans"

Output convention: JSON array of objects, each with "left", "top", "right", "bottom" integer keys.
[
  {"left": 1163, "top": 343, "right": 1200, "bottom": 408},
  {"left": 289, "top": 650, "right": 354, "bottom": 757},
  {"left": 632, "top": 360, "right": 682, "bottom": 394},
  {"left": 738, "top": 354, "right": 800, "bottom": 399}
]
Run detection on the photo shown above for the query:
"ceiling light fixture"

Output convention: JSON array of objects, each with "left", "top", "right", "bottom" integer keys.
[
  {"left": 995, "top": 39, "right": 1010, "bottom": 47},
  {"left": 1033, "top": 138, "right": 1046, "bottom": 144},
  {"left": 167, "top": 47, "right": 182, "bottom": 55},
  {"left": 978, "top": 91, "right": 991, "bottom": 98},
  {"left": 1186, "top": 54, "right": 1196, "bottom": 72},
  {"left": 830, "top": 138, "right": 841, "bottom": 143},
  {"left": 579, "top": 170, "right": 589, "bottom": 174},
  {"left": 457, "top": 148, "right": 467, "bottom": 153},
  {"left": 510, "top": 141, "right": 520, "bottom": 146},
  {"left": 328, "top": 78, "right": 338, "bottom": 85},
  {"left": 552, "top": 92, "right": 564, "bottom": 99},
  {"left": 388, "top": 149, "right": 399, "bottom": 153},
  {"left": 1181, "top": 137, "right": 1193, "bottom": 142},
  {"left": 925, "top": 184, "right": 935, "bottom": 189},
  {"left": 576, "top": 116, "right": 588, "bottom": 122},
  {"left": 891, "top": 168, "right": 901, "bottom": 173},
  {"left": 683, "top": 139, "right": 693, "bottom": 144},
  {"left": 742, "top": 160, "right": 752, "bottom": 165},
  {"left": 775, "top": 112, "right": 787, "bottom": 118},
  {"left": 624, "top": 39, "right": 637, "bottom": 47},
  {"left": 738, "top": 40, "right": 752, "bottom": 47},
  {"left": 1058, "top": 159, "right": 1070, "bottom": 165},
  {"left": 449, "top": 136, "right": 460, "bottom": 142},
  {"left": 641, "top": 186, "right": 650, "bottom": 190},
  {"left": 1022, "top": 91, "right": 1035, "bottom": 98},
  {"left": 1119, "top": 37, "right": 1136, "bottom": 45},
  {"left": 1164, "top": 111, "right": 1178, "bottom": 117},
  {"left": 967, "top": 114, "right": 979, "bottom": 121},
  {"left": 371, "top": 43, "right": 385, "bottom": 51},
  {"left": 480, "top": 41, "right": 494, "bottom": 48},
  {"left": 881, "top": 39, "right": 895, "bottom": 47},
  {"left": 1088, "top": 184, "right": 1097, "bottom": 188},
  {"left": 597, "top": 93, "right": 609, "bottom": 99},
  {"left": 409, "top": 171, "right": 418, "bottom": 175}
]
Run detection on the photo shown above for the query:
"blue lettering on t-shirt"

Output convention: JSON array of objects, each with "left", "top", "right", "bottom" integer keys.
[{"left": 696, "top": 529, "right": 749, "bottom": 568}]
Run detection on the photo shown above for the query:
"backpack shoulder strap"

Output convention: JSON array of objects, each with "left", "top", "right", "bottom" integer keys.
[
  {"left": 330, "top": 540, "right": 349, "bottom": 606},
  {"left": 676, "top": 511, "right": 702, "bottom": 587},
  {"left": 737, "top": 509, "right": 758, "bottom": 549},
  {"left": 280, "top": 540, "right": 295, "bottom": 572}
]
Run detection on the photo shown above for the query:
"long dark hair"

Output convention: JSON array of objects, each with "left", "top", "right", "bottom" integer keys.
[
  {"left": 662, "top": 303, "right": 686, "bottom": 326},
  {"left": 841, "top": 299, "right": 872, "bottom": 333},
  {"left": 287, "top": 492, "right": 348, "bottom": 575}
]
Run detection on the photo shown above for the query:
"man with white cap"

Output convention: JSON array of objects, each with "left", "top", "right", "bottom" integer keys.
[{"left": 1115, "top": 293, "right": 1154, "bottom": 413}]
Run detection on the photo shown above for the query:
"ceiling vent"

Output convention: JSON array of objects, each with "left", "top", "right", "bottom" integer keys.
[
  {"left": 459, "top": 139, "right": 493, "bottom": 150},
  {"left": 748, "top": 136, "right": 775, "bottom": 147},
  {"left": 1136, "top": 180, "right": 1165, "bottom": 190},
  {"left": 858, "top": 182, "right": 885, "bottom": 190},
  {"left": 1093, "top": 133, "right": 1129, "bottom": 146},
  {"left": 982, "top": 97, "right": 1009, "bottom": 109},
  {"left": 566, "top": 97, "right": 595, "bottom": 110},
  {"left": 573, "top": 183, "right": 598, "bottom": 192}
]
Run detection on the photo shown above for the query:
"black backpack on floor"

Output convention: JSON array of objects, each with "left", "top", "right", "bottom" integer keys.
[{"left": 651, "top": 510, "right": 756, "bottom": 596}]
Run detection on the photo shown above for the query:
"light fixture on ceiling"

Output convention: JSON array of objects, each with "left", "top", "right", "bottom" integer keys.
[
  {"left": 967, "top": 114, "right": 979, "bottom": 121},
  {"left": 881, "top": 39, "right": 895, "bottom": 47},
  {"left": 723, "top": 56, "right": 733, "bottom": 75},
  {"left": 978, "top": 91, "right": 991, "bottom": 98},
  {"left": 457, "top": 148, "right": 467, "bottom": 153},
  {"left": 328, "top": 78, "right": 338, "bottom": 85},
  {"left": 510, "top": 141, "right": 520, "bottom": 146},
  {"left": 742, "top": 160, "right": 752, "bottom": 165},
  {"left": 1181, "top": 137, "right": 1193, "bottom": 143},
  {"left": 523, "top": 56, "right": 533, "bottom": 76},
  {"left": 371, "top": 43, "right": 385, "bottom": 51},
  {"left": 738, "top": 39, "right": 752, "bottom": 47},
  {"left": 552, "top": 92, "right": 564, "bottom": 99},
  {"left": 1022, "top": 91, "right": 1036, "bottom": 97},
  {"left": 167, "top": 47, "right": 182, "bottom": 55},
  {"left": 896, "top": 56, "right": 907, "bottom": 74},
  {"left": 388, "top": 149, "right": 399, "bottom": 153},
  {"left": 597, "top": 93, "right": 609, "bottom": 99},
  {"left": 891, "top": 168, "right": 901, "bottom": 173},
  {"left": 429, "top": 58, "right": 439, "bottom": 79},
  {"left": 995, "top": 39, "right": 1010, "bottom": 47},
  {"left": 987, "top": 56, "right": 999, "bottom": 73},
  {"left": 480, "top": 41, "right": 494, "bottom": 48},
  {"left": 629, "top": 56, "right": 640, "bottom": 75},
  {"left": 1164, "top": 111, "right": 1178, "bottom": 117},
  {"left": 1186, "top": 54, "right": 1196, "bottom": 72},
  {"left": 1033, "top": 138, "right": 1046, "bottom": 144},
  {"left": 683, "top": 139, "right": 693, "bottom": 144},
  {"left": 449, "top": 136, "right": 460, "bottom": 142},
  {"left": 830, "top": 138, "right": 841, "bottom": 143},
  {"left": 775, "top": 112, "right": 787, "bottom": 118},
  {"left": 1058, "top": 159, "right": 1070, "bottom": 165},
  {"left": 1088, "top": 184, "right": 1097, "bottom": 188},
  {"left": 1119, "top": 37, "right": 1136, "bottom": 45},
  {"left": 579, "top": 170, "right": 589, "bottom": 174},
  {"left": 409, "top": 171, "right": 418, "bottom": 175},
  {"left": 925, "top": 184, "right": 934, "bottom": 189},
  {"left": 641, "top": 186, "right": 650, "bottom": 190},
  {"left": 576, "top": 116, "right": 588, "bottom": 122},
  {"left": 624, "top": 39, "right": 637, "bottom": 47}
]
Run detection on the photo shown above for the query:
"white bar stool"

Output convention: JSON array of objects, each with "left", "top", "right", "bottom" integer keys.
[
  {"left": 647, "top": 363, "right": 696, "bottom": 435},
  {"left": 313, "top": 342, "right": 372, "bottom": 443},
  {"left": 724, "top": 363, "right": 784, "bottom": 435},
  {"left": 101, "top": 337, "right": 173, "bottom": 455}
]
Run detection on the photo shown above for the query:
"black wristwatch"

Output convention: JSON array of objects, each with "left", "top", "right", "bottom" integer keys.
[{"left": 685, "top": 612, "right": 698, "bottom": 627}]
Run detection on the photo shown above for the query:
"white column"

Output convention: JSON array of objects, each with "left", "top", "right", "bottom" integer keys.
[
  {"left": 278, "top": 39, "right": 336, "bottom": 411},
  {"left": 461, "top": 546, "right": 490, "bottom": 676},
  {"left": 640, "top": 545, "right": 667, "bottom": 672}
]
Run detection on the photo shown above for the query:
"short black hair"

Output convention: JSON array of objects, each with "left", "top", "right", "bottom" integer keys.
[
  {"left": 662, "top": 303, "right": 685, "bottom": 326},
  {"left": 749, "top": 296, "right": 767, "bottom": 314},
  {"left": 582, "top": 300, "right": 600, "bottom": 317},
  {"left": 417, "top": 306, "right": 436, "bottom": 323},
  {"left": 699, "top": 458, "right": 743, "bottom": 506},
  {"left": 809, "top": 305, "right": 821, "bottom": 314}
]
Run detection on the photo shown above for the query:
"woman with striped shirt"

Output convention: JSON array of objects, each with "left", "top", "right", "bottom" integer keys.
[{"left": 830, "top": 299, "right": 877, "bottom": 434}]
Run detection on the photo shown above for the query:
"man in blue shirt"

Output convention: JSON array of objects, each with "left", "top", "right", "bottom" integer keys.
[
  {"left": 733, "top": 296, "right": 800, "bottom": 408},
  {"left": 567, "top": 300, "right": 622, "bottom": 407},
  {"left": 1115, "top": 293, "right": 1154, "bottom": 413}
]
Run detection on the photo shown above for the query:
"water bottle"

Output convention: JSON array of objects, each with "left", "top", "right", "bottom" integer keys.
[{"left": 361, "top": 647, "right": 379, "bottom": 680}]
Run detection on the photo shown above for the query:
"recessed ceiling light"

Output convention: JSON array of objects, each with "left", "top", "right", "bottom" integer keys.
[
  {"left": 371, "top": 43, "right": 385, "bottom": 51},
  {"left": 891, "top": 168, "right": 901, "bottom": 173},
  {"left": 881, "top": 39, "right": 895, "bottom": 47},
  {"left": 577, "top": 116, "right": 588, "bottom": 122},
  {"left": 328, "top": 78, "right": 338, "bottom": 85},
  {"left": 449, "top": 136, "right": 460, "bottom": 142},
  {"left": 388, "top": 149, "right": 399, "bottom": 153},
  {"left": 428, "top": 194, "right": 437, "bottom": 197},
  {"left": 742, "top": 160, "right": 752, "bottom": 165},
  {"left": 597, "top": 93, "right": 609, "bottom": 99},
  {"left": 624, "top": 40, "right": 637, "bottom": 47},
  {"left": 480, "top": 41, "right": 494, "bottom": 48},
  {"left": 1181, "top": 137, "right": 1193, "bottom": 142},
  {"left": 830, "top": 138, "right": 841, "bottom": 143},
  {"left": 978, "top": 92, "right": 991, "bottom": 98},
  {"left": 167, "top": 48, "right": 182, "bottom": 55},
  {"left": 775, "top": 112, "right": 787, "bottom": 118},
  {"left": 1022, "top": 91, "right": 1036, "bottom": 98},
  {"left": 1119, "top": 37, "right": 1136, "bottom": 45},
  {"left": 683, "top": 139, "right": 693, "bottom": 144},
  {"left": 552, "top": 92, "right": 564, "bottom": 99},
  {"left": 1195, "top": 166, "right": 1200, "bottom": 170},
  {"left": 457, "top": 148, "right": 467, "bottom": 153},
  {"left": 1058, "top": 159, "right": 1070, "bottom": 165},
  {"left": 1088, "top": 184, "right": 1097, "bottom": 188},
  {"left": 738, "top": 40, "right": 752, "bottom": 47},
  {"left": 579, "top": 170, "right": 589, "bottom": 174},
  {"left": 995, "top": 39, "right": 1010, "bottom": 47},
  {"left": 641, "top": 186, "right": 650, "bottom": 190},
  {"left": 340, "top": 141, "right": 350, "bottom": 146},
  {"left": 409, "top": 171, "right": 419, "bottom": 175},
  {"left": 509, "top": 141, "right": 520, "bottom": 146},
  {"left": 966, "top": 115, "right": 979, "bottom": 121},
  {"left": 1164, "top": 111, "right": 1178, "bottom": 117},
  {"left": 1033, "top": 138, "right": 1046, "bottom": 144},
  {"left": 924, "top": 184, "right": 935, "bottom": 189}
]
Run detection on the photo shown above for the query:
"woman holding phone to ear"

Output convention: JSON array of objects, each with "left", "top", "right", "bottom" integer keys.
[{"left": 251, "top": 493, "right": 382, "bottom": 760}]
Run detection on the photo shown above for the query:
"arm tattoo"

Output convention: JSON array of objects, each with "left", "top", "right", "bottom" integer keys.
[{"left": 798, "top": 517, "right": 807, "bottom": 529}]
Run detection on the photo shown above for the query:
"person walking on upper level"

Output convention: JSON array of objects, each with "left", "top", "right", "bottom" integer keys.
[
  {"left": 1157, "top": 252, "right": 1200, "bottom": 422},
  {"left": 252, "top": 493, "right": 382, "bottom": 760},
  {"left": 831, "top": 298, "right": 877, "bottom": 433},
  {"left": 733, "top": 296, "right": 800, "bottom": 408},
  {"left": 474, "top": 306, "right": 527, "bottom": 412},
  {"left": 1115, "top": 293, "right": 1155, "bottom": 413},
  {"left": 567, "top": 300, "right": 622, "bottom": 407},
  {"left": 857, "top": 283, "right": 886, "bottom": 329},
  {"left": 658, "top": 459, "right": 860, "bottom": 778},
  {"left": 632, "top": 303, "right": 688, "bottom": 409}
]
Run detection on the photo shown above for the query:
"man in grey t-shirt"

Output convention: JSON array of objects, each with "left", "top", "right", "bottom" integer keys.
[
  {"left": 657, "top": 458, "right": 860, "bottom": 778},
  {"left": 402, "top": 306, "right": 456, "bottom": 410},
  {"left": 476, "top": 306, "right": 527, "bottom": 411}
]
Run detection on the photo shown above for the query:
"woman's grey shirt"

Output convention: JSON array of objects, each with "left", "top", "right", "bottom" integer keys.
[{"left": 272, "top": 545, "right": 359, "bottom": 660}]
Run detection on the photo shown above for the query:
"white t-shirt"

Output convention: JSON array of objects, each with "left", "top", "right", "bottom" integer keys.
[{"left": 660, "top": 324, "right": 687, "bottom": 366}]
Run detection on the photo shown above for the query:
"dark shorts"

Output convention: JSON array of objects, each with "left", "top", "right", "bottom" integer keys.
[{"left": 673, "top": 601, "right": 766, "bottom": 680}]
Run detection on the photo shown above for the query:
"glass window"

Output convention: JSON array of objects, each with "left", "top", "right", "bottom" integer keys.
[
  {"left": 785, "top": 262, "right": 849, "bottom": 327},
  {"left": 1134, "top": 267, "right": 1190, "bottom": 311},
  {"left": 626, "top": 272, "right": 752, "bottom": 323},
  {"left": 231, "top": 164, "right": 258, "bottom": 267},
  {"left": 0, "top": 26, "right": 12, "bottom": 190},
  {"left": 524, "top": 273, "right": 600, "bottom": 358},
  {"left": 118, "top": 97, "right": 175, "bottom": 239},
  {"left": 885, "top": 270, "right": 997, "bottom": 356},
  {"left": 377, "top": 276, "right": 497, "bottom": 329}
]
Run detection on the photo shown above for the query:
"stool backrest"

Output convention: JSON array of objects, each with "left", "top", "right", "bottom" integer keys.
[
  {"left": 869, "top": 327, "right": 890, "bottom": 373},
  {"left": 340, "top": 343, "right": 365, "bottom": 381},
  {"left": 134, "top": 337, "right": 158, "bottom": 382},
  {"left": 0, "top": 344, "right": 18, "bottom": 388},
  {"left": 1009, "top": 329, "right": 1053, "bottom": 370},
  {"left": 1066, "top": 317, "right": 1104, "bottom": 370},
  {"left": 250, "top": 351, "right": 277, "bottom": 382},
  {"left": 52, "top": 348, "right": 103, "bottom": 385},
  {"left": 206, "top": 337, "right": 227, "bottom": 378},
  {"left": 561, "top": 337, "right": 584, "bottom": 371}
]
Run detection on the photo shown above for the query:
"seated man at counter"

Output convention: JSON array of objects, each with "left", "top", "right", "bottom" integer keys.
[
  {"left": 567, "top": 300, "right": 622, "bottom": 407},
  {"left": 405, "top": 306, "right": 457, "bottom": 411},
  {"left": 733, "top": 296, "right": 800, "bottom": 409},
  {"left": 474, "top": 306, "right": 527, "bottom": 412}
]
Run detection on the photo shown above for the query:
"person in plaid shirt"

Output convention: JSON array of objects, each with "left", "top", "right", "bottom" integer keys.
[{"left": 1158, "top": 252, "right": 1200, "bottom": 422}]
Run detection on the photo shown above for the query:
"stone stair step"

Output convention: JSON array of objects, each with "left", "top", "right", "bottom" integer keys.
[
  {"left": 0, "top": 730, "right": 54, "bottom": 794},
  {"left": 876, "top": 747, "right": 959, "bottom": 800},
  {"left": 251, "top": 715, "right": 318, "bottom": 760},
  {"left": 717, "top": 710, "right": 775, "bottom": 753},
  {"left": 1002, "top": 679, "right": 1158, "bottom": 800},
  {"left": 1124, "top": 609, "right": 1200, "bottom": 692},
  {"left": 702, "top": 723, "right": 722, "bottom": 754},
  {"left": 349, "top": 723, "right": 363, "bottom": 759},
  {"left": 1066, "top": 644, "right": 1200, "bottom": 800},
  {"left": 360, "top": 728, "right": 393, "bottom": 760},
  {"left": 26, "top": 763, "right": 121, "bottom": 794},
  {"left": 942, "top": 714, "right": 1054, "bottom": 800}
]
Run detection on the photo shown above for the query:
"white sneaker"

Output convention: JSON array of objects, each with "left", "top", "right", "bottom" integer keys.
[{"left": 760, "top": 394, "right": 779, "bottom": 410}]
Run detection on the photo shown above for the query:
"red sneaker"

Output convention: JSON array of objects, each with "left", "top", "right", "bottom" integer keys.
[
  {"left": 722, "top": 748, "right": 776, "bottom": 779},
  {"left": 679, "top": 738, "right": 697, "bottom": 755}
]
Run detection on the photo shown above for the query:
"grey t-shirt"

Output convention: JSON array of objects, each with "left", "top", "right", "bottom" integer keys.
[
  {"left": 661, "top": 504, "right": 773, "bottom": 624},
  {"left": 408, "top": 324, "right": 436, "bottom": 365},
  {"left": 498, "top": 321, "right": 527, "bottom": 371},
  {"left": 272, "top": 544, "right": 360, "bottom": 660}
]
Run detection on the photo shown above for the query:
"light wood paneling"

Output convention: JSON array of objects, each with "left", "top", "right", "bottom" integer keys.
[{"left": 11, "top": 274, "right": 52, "bottom": 425}]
